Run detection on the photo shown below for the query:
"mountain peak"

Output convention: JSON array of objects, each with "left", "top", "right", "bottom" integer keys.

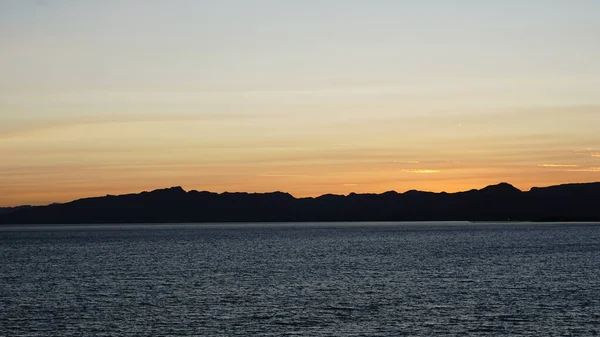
[
  {"left": 481, "top": 182, "right": 521, "bottom": 193},
  {"left": 149, "top": 186, "right": 187, "bottom": 194}
]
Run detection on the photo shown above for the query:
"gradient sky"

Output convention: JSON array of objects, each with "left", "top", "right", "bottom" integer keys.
[{"left": 1, "top": 0, "right": 600, "bottom": 206}]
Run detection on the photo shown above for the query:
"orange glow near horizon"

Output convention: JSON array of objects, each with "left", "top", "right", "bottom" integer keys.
[
  {"left": 2, "top": 107, "right": 600, "bottom": 206},
  {"left": 2, "top": 129, "right": 600, "bottom": 207},
  {"left": 4, "top": 174, "right": 600, "bottom": 207}
]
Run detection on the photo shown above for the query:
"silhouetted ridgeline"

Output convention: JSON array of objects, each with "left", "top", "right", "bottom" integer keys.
[
  {"left": 1, "top": 182, "right": 600, "bottom": 224},
  {"left": 0, "top": 206, "right": 32, "bottom": 214}
]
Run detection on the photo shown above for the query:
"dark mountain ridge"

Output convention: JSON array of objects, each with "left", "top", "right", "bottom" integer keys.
[
  {"left": 2, "top": 182, "right": 600, "bottom": 224},
  {"left": 0, "top": 205, "right": 32, "bottom": 214}
]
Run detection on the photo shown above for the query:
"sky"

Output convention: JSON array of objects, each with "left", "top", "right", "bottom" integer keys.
[{"left": 1, "top": 0, "right": 599, "bottom": 206}]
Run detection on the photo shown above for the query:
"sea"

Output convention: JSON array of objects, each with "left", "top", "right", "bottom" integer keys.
[{"left": 1, "top": 222, "right": 599, "bottom": 336}]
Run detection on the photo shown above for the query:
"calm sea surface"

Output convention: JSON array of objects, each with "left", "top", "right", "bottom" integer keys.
[{"left": 1, "top": 222, "right": 599, "bottom": 336}]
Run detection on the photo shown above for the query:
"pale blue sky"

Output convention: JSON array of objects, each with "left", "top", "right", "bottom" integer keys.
[
  {"left": 1, "top": 0, "right": 599, "bottom": 205},
  {"left": 2, "top": 0, "right": 599, "bottom": 93}
]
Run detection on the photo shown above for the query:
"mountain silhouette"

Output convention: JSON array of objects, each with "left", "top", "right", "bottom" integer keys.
[
  {"left": 1, "top": 182, "right": 600, "bottom": 224},
  {"left": 0, "top": 205, "right": 32, "bottom": 214}
]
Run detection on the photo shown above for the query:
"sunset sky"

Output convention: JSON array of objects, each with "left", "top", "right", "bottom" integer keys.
[{"left": 1, "top": 0, "right": 599, "bottom": 206}]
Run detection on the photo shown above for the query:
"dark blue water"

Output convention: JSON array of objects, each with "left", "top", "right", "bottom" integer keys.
[{"left": 1, "top": 222, "right": 599, "bottom": 336}]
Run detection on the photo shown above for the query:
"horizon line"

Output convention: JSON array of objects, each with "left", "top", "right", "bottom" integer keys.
[{"left": 4, "top": 181, "right": 600, "bottom": 209}]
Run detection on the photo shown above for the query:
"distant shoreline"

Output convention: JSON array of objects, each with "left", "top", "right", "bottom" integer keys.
[
  {"left": 2, "top": 221, "right": 600, "bottom": 230},
  {"left": 2, "top": 182, "right": 599, "bottom": 225}
]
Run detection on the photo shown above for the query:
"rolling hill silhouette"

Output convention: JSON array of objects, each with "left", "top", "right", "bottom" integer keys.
[{"left": 1, "top": 182, "right": 599, "bottom": 224}]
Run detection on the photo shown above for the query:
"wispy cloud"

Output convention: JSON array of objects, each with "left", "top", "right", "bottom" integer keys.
[
  {"left": 394, "top": 160, "right": 420, "bottom": 164},
  {"left": 572, "top": 149, "right": 600, "bottom": 158},
  {"left": 566, "top": 167, "right": 600, "bottom": 172},
  {"left": 1, "top": 112, "right": 276, "bottom": 139},
  {"left": 538, "top": 164, "right": 600, "bottom": 172},
  {"left": 342, "top": 183, "right": 358, "bottom": 186},
  {"left": 258, "top": 174, "right": 311, "bottom": 178},
  {"left": 400, "top": 169, "right": 440, "bottom": 174},
  {"left": 538, "top": 164, "right": 579, "bottom": 168}
]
